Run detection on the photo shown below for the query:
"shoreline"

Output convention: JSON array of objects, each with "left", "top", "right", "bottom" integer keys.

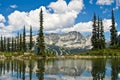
[{"left": 0, "top": 55, "right": 120, "bottom": 60}]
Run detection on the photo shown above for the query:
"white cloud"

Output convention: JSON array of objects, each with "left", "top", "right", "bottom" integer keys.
[
  {"left": 96, "top": 0, "right": 114, "bottom": 5},
  {"left": 10, "top": 4, "right": 17, "bottom": 9},
  {"left": 0, "top": 14, "right": 6, "bottom": 23},
  {"left": 44, "top": 0, "right": 84, "bottom": 31},
  {"left": 48, "top": 0, "right": 67, "bottom": 13},
  {"left": 68, "top": 0, "right": 84, "bottom": 13},
  {"left": 61, "top": 19, "right": 112, "bottom": 33},
  {"left": 0, "top": 14, "right": 6, "bottom": 29},
  {"left": 62, "top": 21, "right": 93, "bottom": 33}
]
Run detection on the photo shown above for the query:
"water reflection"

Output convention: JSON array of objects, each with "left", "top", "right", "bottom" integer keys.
[
  {"left": 36, "top": 59, "right": 45, "bottom": 80},
  {"left": 111, "top": 58, "right": 120, "bottom": 80},
  {"left": 91, "top": 59, "right": 106, "bottom": 80},
  {"left": 0, "top": 58, "right": 120, "bottom": 80}
]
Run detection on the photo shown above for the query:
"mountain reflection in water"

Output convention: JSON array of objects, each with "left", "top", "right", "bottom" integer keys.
[{"left": 0, "top": 58, "right": 120, "bottom": 80}]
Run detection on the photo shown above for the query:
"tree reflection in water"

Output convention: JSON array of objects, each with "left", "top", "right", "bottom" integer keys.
[
  {"left": 111, "top": 58, "right": 120, "bottom": 80},
  {"left": 91, "top": 58, "right": 106, "bottom": 80},
  {"left": 36, "top": 59, "right": 45, "bottom": 80},
  {"left": 29, "top": 60, "right": 33, "bottom": 80}
]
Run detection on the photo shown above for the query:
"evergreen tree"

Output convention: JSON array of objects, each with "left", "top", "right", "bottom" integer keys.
[
  {"left": 7, "top": 38, "right": 10, "bottom": 52},
  {"left": 91, "top": 13, "right": 97, "bottom": 49},
  {"left": 23, "top": 26, "right": 26, "bottom": 52},
  {"left": 11, "top": 37, "right": 14, "bottom": 52},
  {"left": 20, "top": 34, "right": 22, "bottom": 51},
  {"left": 110, "top": 9, "right": 118, "bottom": 46},
  {"left": 29, "top": 26, "right": 33, "bottom": 51},
  {"left": 1, "top": 35, "right": 3, "bottom": 52},
  {"left": 17, "top": 32, "right": 20, "bottom": 51},
  {"left": 37, "top": 9, "right": 45, "bottom": 55},
  {"left": 96, "top": 17, "right": 100, "bottom": 49},
  {"left": 91, "top": 13, "right": 106, "bottom": 49},
  {"left": 100, "top": 19, "right": 105, "bottom": 49},
  {"left": 3, "top": 37, "right": 6, "bottom": 51},
  {"left": 14, "top": 38, "right": 17, "bottom": 52}
]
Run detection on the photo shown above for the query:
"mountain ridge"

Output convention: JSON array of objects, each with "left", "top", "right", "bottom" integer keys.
[{"left": 26, "top": 31, "right": 92, "bottom": 54}]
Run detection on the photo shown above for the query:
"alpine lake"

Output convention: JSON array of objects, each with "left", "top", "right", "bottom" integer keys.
[{"left": 0, "top": 57, "right": 120, "bottom": 80}]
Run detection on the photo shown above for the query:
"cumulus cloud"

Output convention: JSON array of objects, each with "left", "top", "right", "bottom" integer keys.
[
  {"left": 10, "top": 4, "right": 17, "bottom": 9},
  {"left": 96, "top": 0, "right": 114, "bottom": 5},
  {"left": 48, "top": 0, "right": 68, "bottom": 13},
  {"left": 0, "top": 14, "right": 6, "bottom": 33},
  {"left": 61, "top": 19, "right": 112, "bottom": 34},
  {"left": 45, "top": 0, "right": 84, "bottom": 31},
  {"left": 0, "top": 14, "right": 6, "bottom": 23}
]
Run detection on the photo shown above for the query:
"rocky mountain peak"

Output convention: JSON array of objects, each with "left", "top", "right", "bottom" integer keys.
[{"left": 26, "top": 31, "right": 92, "bottom": 54}]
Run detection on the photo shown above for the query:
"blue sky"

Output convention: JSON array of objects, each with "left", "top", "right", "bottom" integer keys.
[{"left": 0, "top": 0, "right": 120, "bottom": 39}]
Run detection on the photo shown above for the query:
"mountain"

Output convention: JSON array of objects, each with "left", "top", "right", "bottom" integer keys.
[
  {"left": 45, "top": 31, "right": 91, "bottom": 49},
  {"left": 26, "top": 31, "right": 92, "bottom": 54}
]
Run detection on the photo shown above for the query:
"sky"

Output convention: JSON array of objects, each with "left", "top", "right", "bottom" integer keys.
[{"left": 0, "top": 0, "right": 120, "bottom": 39}]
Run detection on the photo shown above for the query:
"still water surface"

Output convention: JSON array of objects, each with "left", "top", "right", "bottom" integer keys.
[{"left": 0, "top": 58, "right": 120, "bottom": 80}]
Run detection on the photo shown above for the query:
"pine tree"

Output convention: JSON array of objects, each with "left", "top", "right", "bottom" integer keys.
[
  {"left": 91, "top": 13, "right": 97, "bottom": 49},
  {"left": 96, "top": 17, "right": 100, "bottom": 49},
  {"left": 100, "top": 19, "right": 105, "bottom": 49},
  {"left": 37, "top": 8, "right": 45, "bottom": 55},
  {"left": 14, "top": 38, "right": 17, "bottom": 52},
  {"left": 1, "top": 35, "right": 3, "bottom": 52},
  {"left": 17, "top": 32, "right": 20, "bottom": 52},
  {"left": 110, "top": 9, "right": 118, "bottom": 46},
  {"left": 7, "top": 38, "right": 10, "bottom": 52},
  {"left": 3, "top": 37, "right": 6, "bottom": 51},
  {"left": 20, "top": 34, "right": 22, "bottom": 51},
  {"left": 91, "top": 13, "right": 106, "bottom": 49},
  {"left": 23, "top": 26, "right": 26, "bottom": 52},
  {"left": 29, "top": 26, "right": 33, "bottom": 51},
  {"left": 11, "top": 37, "right": 14, "bottom": 52}
]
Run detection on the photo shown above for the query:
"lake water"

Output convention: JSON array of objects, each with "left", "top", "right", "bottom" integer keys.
[{"left": 0, "top": 58, "right": 120, "bottom": 80}]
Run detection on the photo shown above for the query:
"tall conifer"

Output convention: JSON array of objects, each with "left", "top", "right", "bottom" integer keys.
[
  {"left": 11, "top": 37, "right": 14, "bottom": 52},
  {"left": 37, "top": 9, "right": 45, "bottom": 55},
  {"left": 100, "top": 19, "right": 105, "bottom": 49},
  {"left": 3, "top": 37, "right": 6, "bottom": 51},
  {"left": 110, "top": 9, "right": 118, "bottom": 46},
  {"left": 20, "top": 34, "right": 22, "bottom": 51},
  {"left": 29, "top": 26, "right": 33, "bottom": 51},
  {"left": 23, "top": 26, "right": 26, "bottom": 52},
  {"left": 91, "top": 13, "right": 97, "bottom": 49},
  {"left": 1, "top": 35, "right": 3, "bottom": 52},
  {"left": 7, "top": 38, "right": 10, "bottom": 52}
]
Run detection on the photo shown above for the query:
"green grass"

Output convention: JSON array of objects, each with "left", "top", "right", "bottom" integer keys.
[
  {"left": 1, "top": 48, "right": 120, "bottom": 60},
  {"left": 78, "top": 48, "right": 120, "bottom": 56}
]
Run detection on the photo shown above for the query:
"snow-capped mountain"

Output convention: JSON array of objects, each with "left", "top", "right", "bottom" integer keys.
[
  {"left": 45, "top": 31, "right": 91, "bottom": 49},
  {"left": 26, "top": 31, "right": 92, "bottom": 54}
]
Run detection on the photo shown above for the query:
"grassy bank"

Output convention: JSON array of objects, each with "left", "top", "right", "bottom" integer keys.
[
  {"left": 1, "top": 48, "right": 120, "bottom": 60},
  {"left": 73, "top": 48, "right": 120, "bottom": 56},
  {"left": 0, "top": 52, "right": 56, "bottom": 60}
]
